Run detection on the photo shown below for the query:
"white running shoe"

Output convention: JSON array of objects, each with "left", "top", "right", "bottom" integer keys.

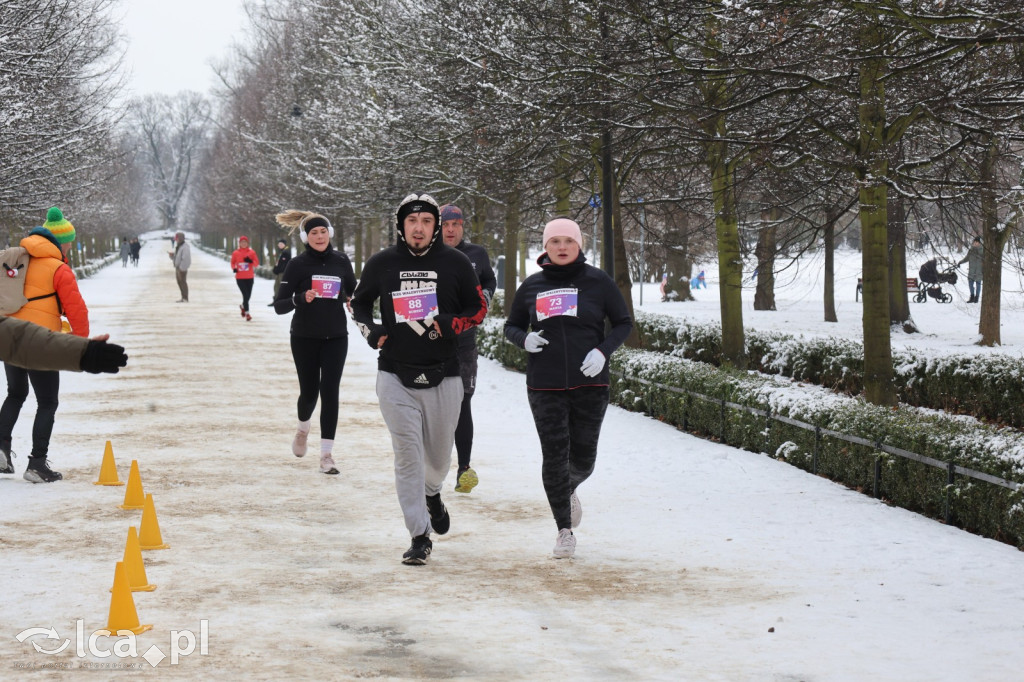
[
  {"left": 320, "top": 453, "right": 339, "bottom": 475},
  {"left": 553, "top": 528, "right": 576, "bottom": 559},
  {"left": 570, "top": 491, "right": 582, "bottom": 529},
  {"left": 292, "top": 430, "right": 308, "bottom": 457}
]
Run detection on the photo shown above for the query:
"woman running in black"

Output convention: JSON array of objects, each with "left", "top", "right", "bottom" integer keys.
[{"left": 273, "top": 210, "right": 357, "bottom": 475}]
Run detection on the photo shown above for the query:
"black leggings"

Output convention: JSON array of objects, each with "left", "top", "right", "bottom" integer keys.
[
  {"left": 0, "top": 364, "right": 59, "bottom": 456},
  {"left": 236, "top": 279, "right": 254, "bottom": 312},
  {"left": 290, "top": 335, "right": 348, "bottom": 441},
  {"left": 527, "top": 387, "right": 609, "bottom": 530},
  {"left": 454, "top": 393, "right": 473, "bottom": 470}
]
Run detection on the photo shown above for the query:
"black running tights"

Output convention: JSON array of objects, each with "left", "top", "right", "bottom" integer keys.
[
  {"left": 290, "top": 335, "right": 348, "bottom": 441},
  {"left": 0, "top": 364, "right": 59, "bottom": 457},
  {"left": 527, "top": 386, "right": 609, "bottom": 530},
  {"left": 236, "top": 278, "right": 254, "bottom": 312}
]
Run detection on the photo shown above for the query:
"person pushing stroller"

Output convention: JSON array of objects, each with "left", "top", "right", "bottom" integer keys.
[{"left": 916, "top": 259, "right": 957, "bottom": 304}]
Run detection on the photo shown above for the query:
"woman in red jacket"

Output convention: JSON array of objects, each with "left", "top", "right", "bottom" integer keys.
[{"left": 230, "top": 235, "right": 260, "bottom": 321}]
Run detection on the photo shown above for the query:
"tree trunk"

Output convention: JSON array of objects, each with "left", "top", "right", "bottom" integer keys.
[
  {"left": 664, "top": 209, "right": 694, "bottom": 302},
  {"left": 609, "top": 170, "right": 643, "bottom": 348},
  {"left": 353, "top": 218, "right": 364, "bottom": 277},
  {"left": 824, "top": 216, "right": 838, "bottom": 322},
  {"left": 888, "top": 189, "right": 915, "bottom": 331},
  {"left": 978, "top": 137, "right": 1009, "bottom": 346},
  {"left": 753, "top": 208, "right": 777, "bottom": 311},
  {"left": 502, "top": 192, "right": 520, "bottom": 313},
  {"left": 857, "top": 22, "right": 895, "bottom": 407},
  {"left": 708, "top": 134, "right": 746, "bottom": 368}
]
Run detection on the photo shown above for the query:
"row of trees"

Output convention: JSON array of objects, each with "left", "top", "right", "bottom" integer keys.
[
  {"left": 4, "top": 1, "right": 1024, "bottom": 409},
  {"left": 190, "top": 0, "right": 1024, "bottom": 406}
]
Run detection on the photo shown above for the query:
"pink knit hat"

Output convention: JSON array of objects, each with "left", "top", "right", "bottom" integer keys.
[{"left": 542, "top": 218, "right": 583, "bottom": 249}]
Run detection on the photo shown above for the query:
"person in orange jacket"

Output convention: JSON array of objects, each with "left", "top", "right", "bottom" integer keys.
[
  {"left": 0, "top": 208, "right": 90, "bottom": 483},
  {"left": 230, "top": 235, "right": 260, "bottom": 321}
]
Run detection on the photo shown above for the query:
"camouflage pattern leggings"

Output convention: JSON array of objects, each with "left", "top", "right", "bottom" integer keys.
[{"left": 527, "top": 386, "right": 610, "bottom": 530}]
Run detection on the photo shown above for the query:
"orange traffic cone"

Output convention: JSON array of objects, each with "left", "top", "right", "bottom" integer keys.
[
  {"left": 138, "top": 493, "right": 169, "bottom": 550},
  {"left": 93, "top": 440, "right": 124, "bottom": 486},
  {"left": 119, "top": 460, "right": 145, "bottom": 510},
  {"left": 104, "top": 561, "right": 152, "bottom": 635},
  {"left": 118, "top": 526, "right": 156, "bottom": 592}
]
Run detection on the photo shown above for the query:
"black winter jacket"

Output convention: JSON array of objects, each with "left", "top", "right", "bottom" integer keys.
[
  {"left": 272, "top": 246, "right": 292, "bottom": 275},
  {"left": 504, "top": 252, "right": 632, "bottom": 390},
  {"left": 453, "top": 239, "right": 497, "bottom": 349},
  {"left": 350, "top": 243, "right": 487, "bottom": 377},
  {"left": 273, "top": 244, "right": 357, "bottom": 338}
]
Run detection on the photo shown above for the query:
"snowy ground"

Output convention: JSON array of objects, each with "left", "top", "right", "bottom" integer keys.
[
  {"left": 637, "top": 246, "right": 1024, "bottom": 355},
  {"left": 2, "top": 237, "right": 1023, "bottom": 680}
]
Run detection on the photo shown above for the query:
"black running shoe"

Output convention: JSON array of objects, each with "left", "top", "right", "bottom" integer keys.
[
  {"left": 0, "top": 442, "right": 13, "bottom": 475},
  {"left": 425, "top": 493, "right": 450, "bottom": 535},
  {"left": 402, "top": 534, "right": 432, "bottom": 565},
  {"left": 24, "top": 457, "right": 62, "bottom": 483}
]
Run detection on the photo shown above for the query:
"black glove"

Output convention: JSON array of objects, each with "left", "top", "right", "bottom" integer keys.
[
  {"left": 80, "top": 340, "right": 128, "bottom": 374},
  {"left": 244, "top": 257, "right": 253, "bottom": 264}
]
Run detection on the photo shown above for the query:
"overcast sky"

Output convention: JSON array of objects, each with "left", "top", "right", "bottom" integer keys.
[{"left": 118, "top": 0, "right": 249, "bottom": 97}]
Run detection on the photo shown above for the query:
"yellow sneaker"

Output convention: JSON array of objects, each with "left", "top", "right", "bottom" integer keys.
[{"left": 454, "top": 467, "right": 478, "bottom": 493}]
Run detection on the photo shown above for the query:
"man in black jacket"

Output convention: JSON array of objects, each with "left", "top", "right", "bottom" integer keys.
[
  {"left": 440, "top": 204, "right": 497, "bottom": 494},
  {"left": 269, "top": 238, "right": 292, "bottom": 306},
  {"left": 351, "top": 193, "right": 487, "bottom": 565}
]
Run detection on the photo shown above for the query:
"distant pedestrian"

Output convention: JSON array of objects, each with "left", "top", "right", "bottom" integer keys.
[
  {"left": 958, "top": 237, "right": 983, "bottom": 303},
  {"left": 269, "top": 238, "right": 292, "bottom": 305},
  {"left": 0, "top": 208, "right": 91, "bottom": 483},
  {"left": 350, "top": 193, "right": 487, "bottom": 565},
  {"left": 231, "top": 235, "right": 259, "bottom": 321},
  {"left": 168, "top": 231, "right": 191, "bottom": 302},
  {"left": 504, "top": 218, "right": 633, "bottom": 559},
  {"left": 439, "top": 203, "right": 496, "bottom": 493},
  {"left": 273, "top": 210, "right": 356, "bottom": 475},
  {"left": 129, "top": 238, "right": 140, "bottom": 266},
  {"left": 119, "top": 238, "right": 130, "bottom": 268}
]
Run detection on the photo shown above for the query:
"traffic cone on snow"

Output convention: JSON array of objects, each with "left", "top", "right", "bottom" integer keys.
[
  {"left": 104, "top": 561, "right": 152, "bottom": 635},
  {"left": 117, "top": 526, "right": 156, "bottom": 592},
  {"left": 93, "top": 440, "right": 124, "bottom": 486},
  {"left": 118, "top": 460, "right": 145, "bottom": 510},
  {"left": 138, "top": 493, "right": 169, "bottom": 550}
]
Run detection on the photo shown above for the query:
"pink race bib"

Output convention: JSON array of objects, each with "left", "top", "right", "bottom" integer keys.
[
  {"left": 392, "top": 287, "right": 439, "bottom": 322},
  {"left": 535, "top": 288, "right": 578, "bottom": 321},
  {"left": 312, "top": 275, "right": 342, "bottom": 299}
]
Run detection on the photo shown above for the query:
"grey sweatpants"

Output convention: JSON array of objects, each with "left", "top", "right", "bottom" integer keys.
[{"left": 376, "top": 371, "right": 464, "bottom": 537}]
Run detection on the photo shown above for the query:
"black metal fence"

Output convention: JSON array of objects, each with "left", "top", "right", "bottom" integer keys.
[{"left": 616, "top": 371, "right": 1023, "bottom": 524}]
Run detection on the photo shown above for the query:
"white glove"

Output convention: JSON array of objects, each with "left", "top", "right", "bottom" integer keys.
[
  {"left": 524, "top": 330, "right": 548, "bottom": 353},
  {"left": 580, "top": 349, "right": 606, "bottom": 377}
]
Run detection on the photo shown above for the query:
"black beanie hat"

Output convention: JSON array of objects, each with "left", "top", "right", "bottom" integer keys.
[{"left": 395, "top": 193, "right": 441, "bottom": 253}]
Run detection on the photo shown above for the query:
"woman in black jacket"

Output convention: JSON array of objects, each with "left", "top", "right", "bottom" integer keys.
[
  {"left": 273, "top": 210, "right": 357, "bottom": 475},
  {"left": 504, "top": 218, "right": 632, "bottom": 559}
]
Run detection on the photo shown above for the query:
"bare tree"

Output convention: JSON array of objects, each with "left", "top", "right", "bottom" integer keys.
[{"left": 131, "top": 93, "right": 210, "bottom": 232}]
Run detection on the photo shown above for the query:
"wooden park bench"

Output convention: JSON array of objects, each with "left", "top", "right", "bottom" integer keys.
[{"left": 856, "top": 277, "right": 920, "bottom": 302}]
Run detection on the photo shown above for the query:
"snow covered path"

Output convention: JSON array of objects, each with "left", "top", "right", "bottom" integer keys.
[{"left": 2, "top": 237, "right": 1023, "bottom": 680}]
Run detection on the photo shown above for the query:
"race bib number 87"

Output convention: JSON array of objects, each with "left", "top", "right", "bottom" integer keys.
[
  {"left": 312, "top": 275, "right": 342, "bottom": 299},
  {"left": 392, "top": 287, "right": 439, "bottom": 322},
  {"left": 536, "top": 288, "right": 578, "bottom": 321}
]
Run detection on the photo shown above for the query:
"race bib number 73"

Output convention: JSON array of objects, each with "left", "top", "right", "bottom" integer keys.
[{"left": 536, "top": 288, "right": 578, "bottom": 321}]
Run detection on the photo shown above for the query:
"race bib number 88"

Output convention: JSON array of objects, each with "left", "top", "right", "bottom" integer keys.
[{"left": 392, "top": 287, "right": 439, "bottom": 322}]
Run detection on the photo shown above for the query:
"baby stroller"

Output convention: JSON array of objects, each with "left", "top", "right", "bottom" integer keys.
[{"left": 915, "top": 259, "right": 957, "bottom": 303}]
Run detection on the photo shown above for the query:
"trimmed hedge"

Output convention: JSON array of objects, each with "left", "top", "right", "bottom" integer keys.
[
  {"left": 635, "top": 311, "right": 1024, "bottom": 428},
  {"left": 477, "top": 318, "right": 1024, "bottom": 548}
]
